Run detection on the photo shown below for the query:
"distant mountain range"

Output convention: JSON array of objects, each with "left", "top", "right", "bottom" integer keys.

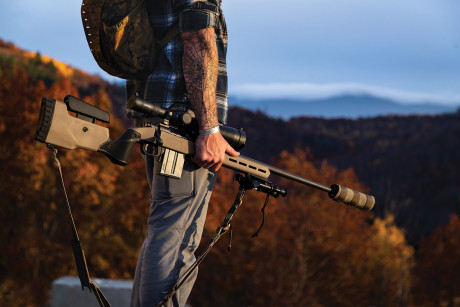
[{"left": 229, "top": 95, "right": 460, "bottom": 119}]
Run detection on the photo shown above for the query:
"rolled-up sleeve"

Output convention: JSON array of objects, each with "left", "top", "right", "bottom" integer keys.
[{"left": 179, "top": 1, "right": 220, "bottom": 32}]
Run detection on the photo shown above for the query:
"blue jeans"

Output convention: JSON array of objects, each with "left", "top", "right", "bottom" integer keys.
[{"left": 130, "top": 154, "right": 216, "bottom": 307}]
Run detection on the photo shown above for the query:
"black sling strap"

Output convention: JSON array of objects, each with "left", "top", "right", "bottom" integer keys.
[
  {"left": 158, "top": 174, "right": 286, "bottom": 307},
  {"left": 49, "top": 145, "right": 111, "bottom": 307}
]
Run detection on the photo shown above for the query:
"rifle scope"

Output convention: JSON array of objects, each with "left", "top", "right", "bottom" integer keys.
[{"left": 128, "top": 97, "right": 247, "bottom": 151}]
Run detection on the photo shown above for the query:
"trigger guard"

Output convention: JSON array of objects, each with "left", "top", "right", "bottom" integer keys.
[{"left": 141, "top": 144, "right": 157, "bottom": 156}]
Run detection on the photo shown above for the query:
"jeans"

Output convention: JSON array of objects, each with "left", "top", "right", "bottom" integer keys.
[{"left": 130, "top": 154, "right": 216, "bottom": 307}]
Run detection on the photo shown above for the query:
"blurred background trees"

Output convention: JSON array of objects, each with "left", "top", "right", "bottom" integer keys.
[
  {"left": 0, "top": 51, "right": 148, "bottom": 305},
  {"left": 1, "top": 40, "right": 460, "bottom": 306},
  {"left": 192, "top": 151, "right": 413, "bottom": 307}
]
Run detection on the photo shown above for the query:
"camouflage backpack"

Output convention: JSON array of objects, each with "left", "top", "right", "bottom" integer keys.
[{"left": 81, "top": 0, "right": 179, "bottom": 80}]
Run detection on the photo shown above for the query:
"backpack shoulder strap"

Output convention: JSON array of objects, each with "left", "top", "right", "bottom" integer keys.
[{"left": 159, "top": 23, "right": 180, "bottom": 48}]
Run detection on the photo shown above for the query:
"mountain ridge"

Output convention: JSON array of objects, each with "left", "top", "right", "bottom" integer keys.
[{"left": 229, "top": 94, "right": 459, "bottom": 119}]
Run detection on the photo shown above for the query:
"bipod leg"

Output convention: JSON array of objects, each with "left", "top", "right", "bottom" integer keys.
[
  {"left": 158, "top": 177, "right": 250, "bottom": 307},
  {"left": 159, "top": 174, "right": 287, "bottom": 306}
]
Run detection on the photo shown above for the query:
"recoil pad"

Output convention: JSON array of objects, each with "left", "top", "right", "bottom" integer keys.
[{"left": 329, "top": 184, "right": 375, "bottom": 211}]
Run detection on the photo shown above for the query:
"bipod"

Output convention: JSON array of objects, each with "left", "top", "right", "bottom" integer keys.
[{"left": 159, "top": 174, "right": 287, "bottom": 306}]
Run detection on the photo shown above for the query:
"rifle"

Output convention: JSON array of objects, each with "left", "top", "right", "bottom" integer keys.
[
  {"left": 36, "top": 95, "right": 375, "bottom": 210},
  {"left": 35, "top": 95, "right": 375, "bottom": 306}
]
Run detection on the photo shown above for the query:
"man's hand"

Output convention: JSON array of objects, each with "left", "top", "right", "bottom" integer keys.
[{"left": 192, "top": 132, "right": 240, "bottom": 172}]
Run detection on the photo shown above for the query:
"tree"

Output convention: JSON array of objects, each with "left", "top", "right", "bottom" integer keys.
[
  {"left": 0, "top": 57, "right": 149, "bottom": 305},
  {"left": 191, "top": 149, "right": 413, "bottom": 306},
  {"left": 412, "top": 214, "right": 460, "bottom": 306}
]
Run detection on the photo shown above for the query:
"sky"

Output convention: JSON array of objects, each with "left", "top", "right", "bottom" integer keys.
[{"left": 1, "top": 0, "right": 460, "bottom": 105}]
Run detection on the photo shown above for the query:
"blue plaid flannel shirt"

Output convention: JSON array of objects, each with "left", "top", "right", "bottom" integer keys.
[{"left": 127, "top": 0, "right": 228, "bottom": 124}]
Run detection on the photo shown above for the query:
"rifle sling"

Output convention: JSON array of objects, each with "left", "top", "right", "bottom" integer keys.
[
  {"left": 159, "top": 174, "right": 280, "bottom": 306},
  {"left": 49, "top": 145, "right": 111, "bottom": 307}
]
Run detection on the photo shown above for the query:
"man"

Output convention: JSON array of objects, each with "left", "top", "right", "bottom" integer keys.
[{"left": 128, "top": 1, "right": 238, "bottom": 306}]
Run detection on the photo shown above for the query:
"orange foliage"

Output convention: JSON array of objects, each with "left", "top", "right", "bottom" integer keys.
[
  {"left": 412, "top": 214, "right": 460, "bottom": 306},
  {"left": 369, "top": 216, "right": 414, "bottom": 306},
  {"left": 192, "top": 149, "right": 413, "bottom": 306},
  {"left": 2, "top": 46, "right": 456, "bottom": 307},
  {"left": 0, "top": 56, "right": 149, "bottom": 305}
]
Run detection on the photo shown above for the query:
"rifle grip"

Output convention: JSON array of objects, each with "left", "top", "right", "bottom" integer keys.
[
  {"left": 329, "top": 184, "right": 375, "bottom": 211},
  {"left": 98, "top": 129, "right": 141, "bottom": 166}
]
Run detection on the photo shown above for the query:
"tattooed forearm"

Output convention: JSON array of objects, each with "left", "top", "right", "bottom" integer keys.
[{"left": 182, "top": 28, "right": 219, "bottom": 130}]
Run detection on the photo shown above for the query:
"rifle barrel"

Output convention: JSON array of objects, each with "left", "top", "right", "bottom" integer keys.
[
  {"left": 268, "top": 165, "right": 331, "bottom": 193},
  {"left": 234, "top": 157, "right": 374, "bottom": 211},
  {"left": 224, "top": 155, "right": 330, "bottom": 193}
]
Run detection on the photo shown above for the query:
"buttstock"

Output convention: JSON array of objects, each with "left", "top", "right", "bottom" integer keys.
[{"left": 35, "top": 97, "right": 109, "bottom": 151}]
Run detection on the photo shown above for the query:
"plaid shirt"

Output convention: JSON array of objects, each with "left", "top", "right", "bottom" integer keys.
[{"left": 128, "top": 0, "right": 228, "bottom": 124}]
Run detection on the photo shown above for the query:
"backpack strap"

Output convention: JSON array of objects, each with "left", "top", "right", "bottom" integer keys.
[{"left": 159, "top": 23, "right": 181, "bottom": 48}]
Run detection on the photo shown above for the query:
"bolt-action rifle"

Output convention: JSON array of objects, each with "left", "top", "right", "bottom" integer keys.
[
  {"left": 36, "top": 95, "right": 375, "bottom": 210},
  {"left": 35, "top": 95, "right": 375, "bottom": 307}
]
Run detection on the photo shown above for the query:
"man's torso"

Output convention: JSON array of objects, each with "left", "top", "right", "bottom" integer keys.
[{"left": 128, "top": 0, "right": 228, "bottom": 123}]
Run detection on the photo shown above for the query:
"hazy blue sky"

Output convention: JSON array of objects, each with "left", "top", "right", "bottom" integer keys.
[{"left": 1, "top": 0, "right": 460, "bottom": 104}]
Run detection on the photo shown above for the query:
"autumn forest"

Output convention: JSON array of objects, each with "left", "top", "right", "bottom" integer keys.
[{"left": 1, "top": 39, "right": 460, "bottom": 306}]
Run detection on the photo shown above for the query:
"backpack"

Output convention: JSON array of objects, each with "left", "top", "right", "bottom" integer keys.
[{"left": 81, "top": 0, "right": 179, "bottom": 80}]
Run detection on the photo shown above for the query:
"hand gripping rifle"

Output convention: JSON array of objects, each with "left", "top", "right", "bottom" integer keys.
[{"left": 35, "top": 95, "right": 375, "bottom": 306}]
